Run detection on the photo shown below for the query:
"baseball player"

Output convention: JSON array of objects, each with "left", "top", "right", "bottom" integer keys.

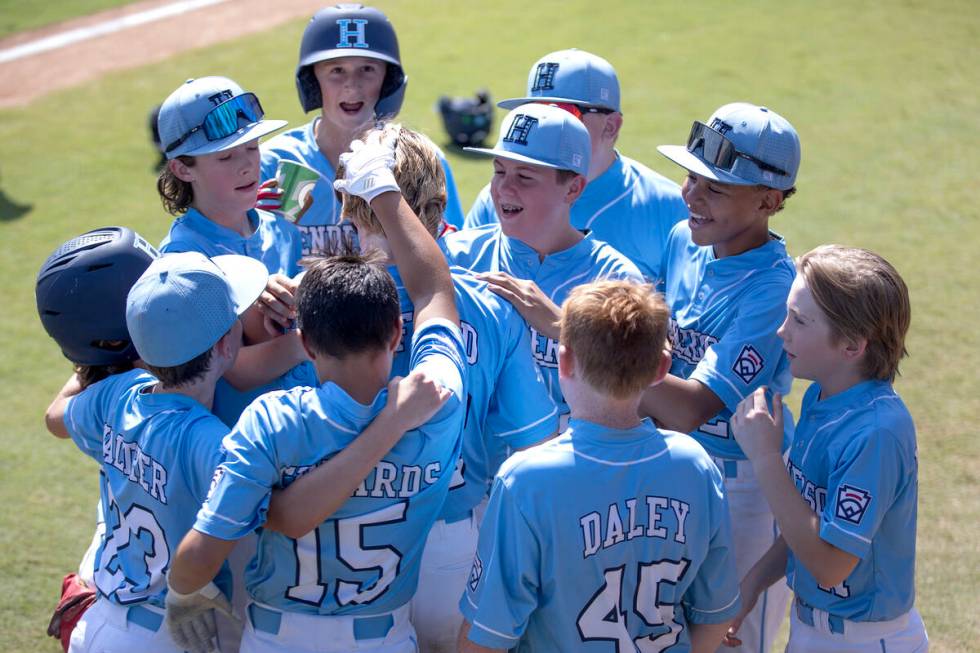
[
  {"left": 165, "top": 130, "right": 467, "bottom": 652},
  {"left": 154, "top": 74, "right": 312, "bottom": 427},
  {"left": 641, "top": 102, "right": 800, "bottom": 653},
  {"left": 328, "top": 123, "right": 558, "bottom": 651},
  {"left": 258, "top": 3, "right": 465, "bottom": 259},
  {"left": 464, "top": 48, "right": 688, "bottom": 283},
  {"left": 43, "top": 250, "right": 270, "bottom": 653},
  {"left": 459, "top": 280, "right": 741, "bottom": 651},
  {"left": 36, "top": 227, "right": 159, "bottom": 651},
  {"left": 443, "top": 102, "right": 643, "bottom": 423},
  {"left": 729, "top": 245, "right": 928, "bottom": 652}
]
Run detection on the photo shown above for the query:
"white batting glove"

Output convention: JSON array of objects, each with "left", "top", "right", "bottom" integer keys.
[
  {"left": 165, "top": 580, "right": 236, "bottom": 653},
  {"left": 332, "top": 128, "right": 400, "bottom": 203}
]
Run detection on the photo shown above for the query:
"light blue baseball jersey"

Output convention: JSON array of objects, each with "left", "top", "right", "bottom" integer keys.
[
  {"left": 388, "top": 265, "right": 557, "bottom": 523},
  {"left": 63, "top": 369, "right": 230, "bottom": 607},
  {"left": 462, "top": 418, "right": 741, "bottom": 650},
  {"left": 661, "top": 221, "right": 795, "bottom": 459},
  {"left": 193, "top": 320, "right": 467, "bottom": 616},
  {"left": 464, "top": 153, "right": 687, "bottom": 283},
  {"left": 442, "top": 225, "right": 643, "bottom": 416},
  {"left": 260, "top": 118, "right": 466, "bottom": 258},
  {"left": 785, "top": 380, "right": 918, "bottom": 621},
  {"left": 160, "top": 206, "right": 302, "bottom": 277}
]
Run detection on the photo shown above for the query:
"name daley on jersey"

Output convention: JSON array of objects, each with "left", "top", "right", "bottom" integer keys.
[{"left": 579, "top": 495, "right": 691, "bottom": 558}]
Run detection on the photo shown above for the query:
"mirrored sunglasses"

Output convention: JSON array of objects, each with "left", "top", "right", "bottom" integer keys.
[
  {"left": 165, "top": 93, "right": 265, "bottom": 154},
  {"left": 686, "top": 120, "right": 789, "bottom": 177}
]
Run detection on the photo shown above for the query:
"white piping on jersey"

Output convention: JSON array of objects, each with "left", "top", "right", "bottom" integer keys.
[
  {"left": 313, "top": 405, "right": 361, "bottom": 435},
  {"left": 197, "top": 506, "right": 253, "bottom": 528},
  {"left": 826, "top": 520, "right": 873, "bottom": 545},
  {"left": 688, "top": 591, "right": 742, "bottom": 614},
  {"left": 704, "top": 256, "right": 790, "bottom": 304},
  {"left": 494, "top": 406, "right": 558, "bottom": 438},
  {"left": 583, "top": 183, "right": 635, "bottom": 230},
  {"left": 702, "top": 367, "right": 749, "bottom": 408},
  {"left": 548, "top": 269, "right": 592, "bottom": 301},
  {"left": 800, "top": 394, "right": 901, "bottom": 466},
  {"left": 471, "top": 617, "right": 518, "bottom": 642},
  {"left": 569, "top": 446, "right": 671, "bottom": 466}
]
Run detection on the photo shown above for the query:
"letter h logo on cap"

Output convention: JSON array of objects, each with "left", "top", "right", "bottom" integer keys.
[
  {"left": 503, "top": 115, "right": 538, "bottom": 146},
  {"left": 531, "top": 62, "right": 559, "bottom": 91},
  {"left": 336, "top": 18, "right": 368, "bottom": 48}
]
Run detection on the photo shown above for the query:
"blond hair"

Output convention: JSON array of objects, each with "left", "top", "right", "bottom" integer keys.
[
  {"left": 338, "top": 123, "right": 447, "bottom": 238},
  {"left": 560, "top": 280, "right": 668, "bottom": 399},
  {"left": 797, "top": 244, "right": 910, "bottom": 382}
]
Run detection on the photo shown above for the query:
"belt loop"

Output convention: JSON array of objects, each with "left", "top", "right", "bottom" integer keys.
[
  {"left": 248, "top": 603, "right": 282, "bottom": 636},
  {"left": 795, "top": 598, "right": 815, "bottom": 627},
  {"left": 828, "top": 614, "right": 846, "bottom": 635},
  {"left": 126, "top": 604, "right": 163, "bottom": 632},
  {"left": 724, "top": 459, "right": 739, "bottom": 479},
  {"left": 353, "top": 613, "right": 394, "bottom": 640}
]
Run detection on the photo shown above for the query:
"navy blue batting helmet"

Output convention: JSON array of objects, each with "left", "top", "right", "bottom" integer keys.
[
  {"left": 296, "top": 4, "right": 407, "bottom": 117},
  {"left": 36, "top": 227, "right": 159, "bottom": 366}
]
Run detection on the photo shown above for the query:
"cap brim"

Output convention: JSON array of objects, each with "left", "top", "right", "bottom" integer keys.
[
  {"left": 498, "top": 96, "right": 616, "bottom": 111},
  {"left": 211, "top": 255, "right": 269, "bottom": 315},
  {"left": 181, "top": 119, "right": 288, "bottom": 158},
  {"left": 462, "top": 146, "right": 566, "bottom": 171},
  {"left": 657, "top": 144, "right": 757, "bottom": 186},
  {"left": 300, "top": 49, "right": 400, "bottom": 69}
]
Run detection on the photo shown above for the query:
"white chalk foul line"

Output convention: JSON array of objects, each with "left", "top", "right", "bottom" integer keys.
[{"left": 0, "top": 0, "right": 230, "bottom": 64}]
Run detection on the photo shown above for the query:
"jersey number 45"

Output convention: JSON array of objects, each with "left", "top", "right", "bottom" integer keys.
[{"left": 577, "top": 559, "right": 691, "bottom": 652}]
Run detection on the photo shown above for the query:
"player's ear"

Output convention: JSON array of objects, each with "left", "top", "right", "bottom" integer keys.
[
  {"left": 564, "top": 174, "right": 587, "bottom": 205},
  {"left": 299, "top": 329, "right": 318, "bottom": 362},
  {"left": 387, "top": 316, "right": 403, "bottom": 353},
  {"left": 169, "top": 157, "right": 195, "bottom": 183},
  {"left": 651, "top": 348, "right": 672, "bottom": 387},
  {"left": 758, "top": 187, "right": 783, "bottom": 215},
  {"left": 602, "top": 112, "right": 623, "bottom": 143},
  {"left": 557, "top": 344, "right": 575, "bottom": 379},
  {"left": 841, "top": 335, "right": 867, "bottom": 362}
]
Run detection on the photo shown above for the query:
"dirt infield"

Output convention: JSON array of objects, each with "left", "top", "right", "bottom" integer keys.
[{"left": 0, "top": 0, "right": 324, "bottom": 108}]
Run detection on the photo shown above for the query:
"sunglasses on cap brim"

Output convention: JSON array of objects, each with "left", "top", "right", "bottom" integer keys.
[
  {"left": 686, "top": 120, "right": 789, "bottom": 177},
  {"left": 165, "top": 93, "right": 265, "bottom": 154},
  {"left": 536, "top": 101, "right": 615, "bottom": 120}
]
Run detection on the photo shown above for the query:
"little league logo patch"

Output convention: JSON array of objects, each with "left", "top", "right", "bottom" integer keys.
[
  {"left": 836, "top": 484, "right": 873, "bottom": 524},
  {"left": 468, "top": 553, "right": 484, "bottom": 592},
  {"left": 732, "top": 344, "right": 765, "bottom": 384}
]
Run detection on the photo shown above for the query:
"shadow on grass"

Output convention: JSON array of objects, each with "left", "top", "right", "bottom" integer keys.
[{"left": 0, "top": 186, "right": 32, "bottom": 221}]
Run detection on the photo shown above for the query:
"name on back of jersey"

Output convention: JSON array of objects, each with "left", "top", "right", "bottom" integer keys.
[
  {"left": 579, "top": 495, "right": 690, "bottom": 558},
  {"left": 281, "top": 458, "right": 445, "bottom": 499},
  {"left": 102, "top": 424, "right": 169, "bottom": 504},
  {"left": 398, "top": 311, "right": 479, "bottom": 365}
]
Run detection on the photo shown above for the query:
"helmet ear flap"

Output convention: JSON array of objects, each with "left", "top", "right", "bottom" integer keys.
[{"left": 296, "top": 67, "right": 323, "bottom": 114}]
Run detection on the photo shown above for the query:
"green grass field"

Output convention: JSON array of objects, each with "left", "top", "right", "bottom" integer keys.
[
  {"left": 0, "top": 0, "right": 135, "bottom": 39},
  {"left": 1, "top": 1, "right": 977, "bottom": 650}
]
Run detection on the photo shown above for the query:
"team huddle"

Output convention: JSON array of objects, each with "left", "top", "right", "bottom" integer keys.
[{"left": 34, "top": 4, "right": 927, "bottom": 653}]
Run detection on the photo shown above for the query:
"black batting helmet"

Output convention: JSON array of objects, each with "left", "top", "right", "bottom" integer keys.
[
  {"left": 295, "top": 4, "right": 407, "bottom": 118},
  {"left": 438, "top": 90, "right": 494, "bottom": 148},
  {"left": 36, "top": 227, "right": 159, "bottom": 366}
]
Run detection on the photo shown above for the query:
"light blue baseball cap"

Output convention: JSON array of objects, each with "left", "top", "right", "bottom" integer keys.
[
  {"left": 658, "top": 102, "right": 801, "bottom": 190},
  {"left": 158, "top": 76, "right": 287, "bottom": 159},
  {"left": 464, "top": 103, "right": 591, "bottom": 176},
  {"left": 125, "top": 252, "right": 267, "bottom": 367},
  {"left": 498, "top": 49, "right": 620, "bottom": 112}
]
